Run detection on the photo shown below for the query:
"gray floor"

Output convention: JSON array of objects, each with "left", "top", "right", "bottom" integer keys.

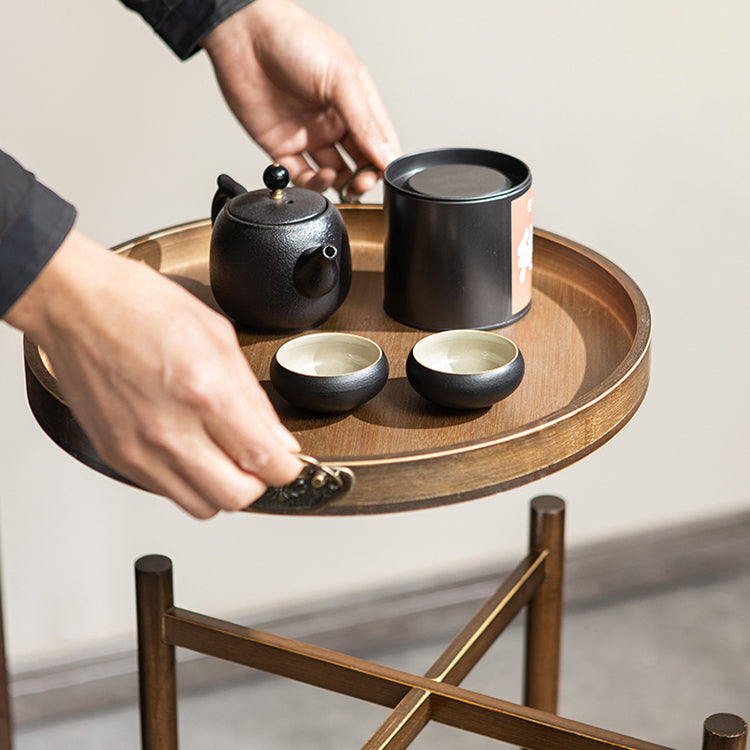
[{"left": 14, "top": 572, "right": 750, "bottom": 750}]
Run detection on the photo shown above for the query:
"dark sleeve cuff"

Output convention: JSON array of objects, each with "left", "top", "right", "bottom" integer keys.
[
  {"left": 0, "top": 153, "right": 76, "bottom": 318},
  {"left": 119, "top": 0, "right": 256, "bottom": 60}
]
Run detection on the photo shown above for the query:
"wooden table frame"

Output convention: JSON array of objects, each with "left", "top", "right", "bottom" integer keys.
[{"left": 135, "top": 497, "right": 747, "bottom": 750}]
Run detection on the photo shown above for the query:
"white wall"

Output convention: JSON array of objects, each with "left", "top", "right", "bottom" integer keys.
[{"left": 1, "top": 0, "right": 748, "bottom": 666}]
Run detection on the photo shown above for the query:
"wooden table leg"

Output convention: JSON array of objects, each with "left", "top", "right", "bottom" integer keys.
[
  {"left": 703, "top": 714, "right": 748, "bottom": 750},
  {"left": 136, "top": 555, "right": 178, "bottom": 750},
  {"left": 0, "top": 573, "right": 12, "bottom": 750},
  {"left": 523, "top": 495, "right": 565, "bottom": 713}
]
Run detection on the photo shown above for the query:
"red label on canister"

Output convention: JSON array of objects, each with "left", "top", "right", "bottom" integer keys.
[{"left": 511, "top": 188, "right": 533, "bottom": 315}]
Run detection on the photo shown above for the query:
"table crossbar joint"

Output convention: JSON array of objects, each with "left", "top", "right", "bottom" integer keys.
[{"left": 360, "top": 550, "right": 547, "bottom": 749}]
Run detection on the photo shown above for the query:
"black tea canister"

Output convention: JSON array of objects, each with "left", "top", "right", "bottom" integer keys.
[{"left": 383, "top": 148, "right": 533, "bottom": 330}]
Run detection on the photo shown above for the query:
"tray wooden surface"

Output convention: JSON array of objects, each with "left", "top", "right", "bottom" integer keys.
[{"left": 24, "top": 206, "right": 651, "bottom": 515}]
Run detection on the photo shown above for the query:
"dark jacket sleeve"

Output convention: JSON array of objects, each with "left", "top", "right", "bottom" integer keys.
[
  {"left": 119, "top": 0, "right": 256, "bottom": 60},
  {"left": 0, "top": 150, "right": 77, "bottom": 319}
]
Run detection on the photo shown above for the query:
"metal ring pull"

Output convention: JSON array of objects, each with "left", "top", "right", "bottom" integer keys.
[
  {"left": 338, "top": 164, "right": 381, "bottom": 204},
  {"left": 246, "top": 454, "right": 355, "bottom": 514}
]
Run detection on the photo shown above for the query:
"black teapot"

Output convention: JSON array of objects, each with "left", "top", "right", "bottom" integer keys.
[{"left": 209, "top": 164, "right": 352, "bottom": 331}]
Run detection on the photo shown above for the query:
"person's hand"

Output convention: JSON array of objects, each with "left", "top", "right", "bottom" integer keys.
[
  {"left": 202, "top": 0, "right": 400, "bottom": 199},
  {"left": 5, "top": 229, "right": 303, "bottom": 519}
]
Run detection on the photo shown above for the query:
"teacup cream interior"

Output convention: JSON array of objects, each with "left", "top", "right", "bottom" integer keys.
[
  {"left": 413, "top": 330, "right": 517, "bottom": 374},
  {"left": 276, "top": 333, "right": 382, "bottom": 376}
]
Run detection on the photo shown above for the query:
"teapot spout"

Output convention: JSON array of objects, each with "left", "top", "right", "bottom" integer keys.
[
  {"left": 211, "top": 174, "right": 247, "bottom": 225},
  {"left": 293, "top": 245, "right": 339, "bottom": 298}
]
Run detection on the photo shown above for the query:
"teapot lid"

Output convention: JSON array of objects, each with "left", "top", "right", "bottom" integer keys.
[{"left": 226, "top": 164, "right": 327, "bottom": 226}]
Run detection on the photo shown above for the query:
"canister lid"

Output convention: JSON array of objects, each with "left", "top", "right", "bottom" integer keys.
[
  {"left": 407, "top": 164, "right": 511, "bottom": 200},
  {"left": 384, "top": 148, "right": 531, "bottom": 203}
]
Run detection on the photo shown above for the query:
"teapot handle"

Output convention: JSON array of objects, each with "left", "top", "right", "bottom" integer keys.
[{"left": 211, "top": 174, "right": 247, "bottom": 225}]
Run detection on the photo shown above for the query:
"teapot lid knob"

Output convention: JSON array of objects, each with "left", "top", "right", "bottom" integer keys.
[{"left": 263, "top": 163, "right": 290, "bottom": 199}]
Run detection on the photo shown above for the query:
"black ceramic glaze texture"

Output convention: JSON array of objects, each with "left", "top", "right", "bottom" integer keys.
[
  {"left": 209, "top": 168, "right": 352, "bottom": 331},
  {"left": 383, "top": 148, "right": 532, "bottom": 331},
  {"left": 405, "top": 348, "right": 525, "bottom": 410},
  {"left": 269, "top": 352, "right": 389, "bottom": 413}
]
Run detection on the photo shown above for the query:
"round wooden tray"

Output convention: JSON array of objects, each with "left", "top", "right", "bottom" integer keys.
[{"left": 24, "top": 206, "right": 651, "bottom": 515}]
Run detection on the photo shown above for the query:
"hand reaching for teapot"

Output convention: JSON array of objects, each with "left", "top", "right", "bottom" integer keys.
[
  {"left": 5, "top": 229, "right": 303, "bottom": 519},
  {"left": 202, "top": 0, "right": 400, "bottom": 200}
]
